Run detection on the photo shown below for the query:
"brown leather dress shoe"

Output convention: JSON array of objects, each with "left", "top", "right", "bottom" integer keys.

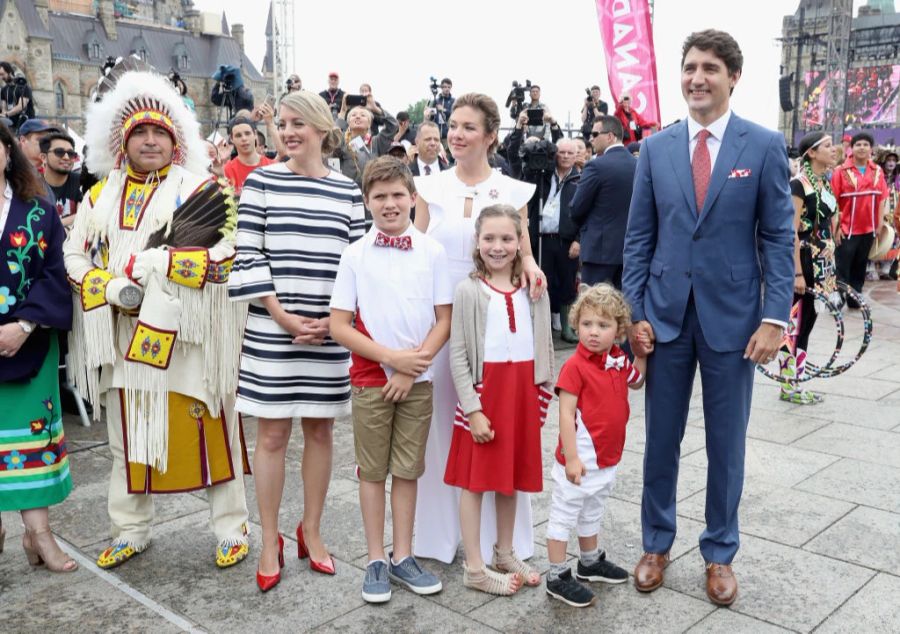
[
  {"left": 634, "top": 552, "right": 669, "bottom": 592},
  {"left": 705, "top": 563, "right": 738, "bottom": 605}
]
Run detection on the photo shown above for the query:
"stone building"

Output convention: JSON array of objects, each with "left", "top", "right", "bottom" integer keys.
[
  {"left": 0, "top": 0, "right": 268, "bottom": 135},
  {"left": 780, "top": 0, "right": 900, "bottom": 144}
]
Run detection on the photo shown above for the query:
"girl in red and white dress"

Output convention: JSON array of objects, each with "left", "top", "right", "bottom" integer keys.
[{"left": 444, "top": 204, "right": 554, "bottom": 595}]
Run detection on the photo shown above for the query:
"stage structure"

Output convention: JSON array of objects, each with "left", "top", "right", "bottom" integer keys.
[{"left": 780, "top": 0, "right": 900, "bottom": 146}]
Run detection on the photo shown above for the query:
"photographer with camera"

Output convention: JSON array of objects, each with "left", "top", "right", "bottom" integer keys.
[
  {"left": 286, "top": 74, "right": 302, "bottom": 93},
  {"left": 424, "top": 77, "right": 454, "bottom": 142},
  {"left": 0, "top": 62, "right": 35, "bottom": 131},
  {"left": 524, "top": 85, "right": 551, "bottom": 139},
  {"left": 210, "top": 65, "right": 254, "bottom": 123},
  {"left": 319, "top": 72, "right": 345, "bottom": 121},
  {"left": 580, "top": 85, "right": 609, "bottom": 138},
  {"left": 506, "top": 111, "right": 579, "bottom": 340}
]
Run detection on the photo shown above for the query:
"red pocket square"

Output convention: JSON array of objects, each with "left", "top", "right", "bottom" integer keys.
[{"left": 728, "top": 168, "right": 752, "bottom": 179}]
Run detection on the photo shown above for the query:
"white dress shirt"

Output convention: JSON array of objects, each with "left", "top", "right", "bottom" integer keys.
[
  {"left": 687, "top": 110, "right": 731, "bottom": 169},
  {"left": 417, "top": 157, "right": 441, "bottom": 176}
]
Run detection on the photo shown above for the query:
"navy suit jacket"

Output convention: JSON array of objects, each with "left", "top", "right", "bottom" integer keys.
[
  {"left": 622, "top": 114, "right": 795, "bottom": 352},
  {"left": 569, "top": 145, "right": 637, "bottom": 265}
]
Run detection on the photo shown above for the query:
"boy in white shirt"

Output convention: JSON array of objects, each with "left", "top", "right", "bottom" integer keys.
[{"left": 330, "top": 156, "right": 453, "bottom": 603}]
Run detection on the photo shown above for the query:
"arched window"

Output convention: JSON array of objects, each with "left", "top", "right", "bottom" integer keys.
[{"left": 54, "top": 82, "right": 65, "bottom": 111}]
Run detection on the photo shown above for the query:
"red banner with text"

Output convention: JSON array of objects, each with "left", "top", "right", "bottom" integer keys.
[{"left": 595, "top": 0, "right": 661, "bottom": 129}]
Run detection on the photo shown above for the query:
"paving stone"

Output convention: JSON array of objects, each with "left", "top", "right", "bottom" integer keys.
[
  {"left": 467, "top": 577, "right": 713, "bottom": 633},
  {"left": 0, "top": 562, "right": 187, "bottom": 632},
  {"left": 802, "top": 374, "right": 900, "bottom": 400},
  {"left": 105, "top": 514, "right": 368, "bottom": 632},
  {"left": 48, "top": 448, "right": 209, "bottom": 550},
  {"left": 682, "top": 437, "right": 838, "bottom": 488},
  {"left": 317, "top": 590, "right": 497, "bottom": 633},
  {"left": 794, "top": 458, "right": 900, "bottom": 513},
  {"left": 686, "top": 609, "right": 792, "bottom": 633},
  {"left": 663, "top": 534, "right": 874, "bottom": 632},
  {"left": 793, "top": 395, "right": 900, "bottom": 431},
  {"left": 677, "top": 480, "right": 854, "bottom": 547},
  {"left": 744, "top": 408, "right": 831, "bottom": 445},
  {"left": 804, "top": 506, "right": 900, "bottom": 573},
  {"left": 815, "top": 573, "right": 900, "bottom": 633},
  {"left": 793, "top": 423, "right": 900, "bottom": 468}
]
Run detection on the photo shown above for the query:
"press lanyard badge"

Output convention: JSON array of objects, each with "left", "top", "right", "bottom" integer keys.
[{"left": 543, "top": 192, "right": 561, "bottom": 218}]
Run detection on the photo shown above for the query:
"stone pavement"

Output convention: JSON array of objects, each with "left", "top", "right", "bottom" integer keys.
[{"left": 2, "top": 282, "right": 899, "bottom": 633}]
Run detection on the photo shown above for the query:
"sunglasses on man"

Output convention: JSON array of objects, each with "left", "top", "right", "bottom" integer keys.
[
  {"left": 49, "top": 148, "right": 78, "bottom": 159},
  {"left": 590, "top": 130, "right": 612, "bottom": 138}
]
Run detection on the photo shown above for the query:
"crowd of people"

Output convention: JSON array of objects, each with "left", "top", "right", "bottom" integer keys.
[{"left": 1, "top": 27, "right": 899, "bottom": 617}]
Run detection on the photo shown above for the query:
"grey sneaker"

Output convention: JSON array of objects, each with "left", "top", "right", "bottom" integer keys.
[
  {"left": 362, "top": 560, "right": 392, "bottom": 603},
  {"left": 388, "top": 552, "right": 443, "bottom": 595}
]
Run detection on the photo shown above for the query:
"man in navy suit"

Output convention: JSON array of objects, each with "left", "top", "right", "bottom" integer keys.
[
  {"left": 622, "top": 30, "right": 794, "bottom": 606},
  {"left": 569, "top": 115, "right": 637, "bottom": 289}
]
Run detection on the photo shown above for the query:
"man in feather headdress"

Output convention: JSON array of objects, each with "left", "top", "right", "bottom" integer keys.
[{"left": 63, "top": 65, "right": 250, "bottom": 570}]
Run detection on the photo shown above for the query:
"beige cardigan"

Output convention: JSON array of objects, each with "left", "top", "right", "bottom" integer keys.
[{"left": 449, "top": 277, "right": 554, "bottom": 415}]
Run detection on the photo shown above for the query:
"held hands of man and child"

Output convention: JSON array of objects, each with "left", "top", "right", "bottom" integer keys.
[{"left": 628, "top": 320, "right": 784, "bottom": 364}]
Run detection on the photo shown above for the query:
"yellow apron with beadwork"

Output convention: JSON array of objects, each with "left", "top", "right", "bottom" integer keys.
[{"left": 122, "top": 391, "right": 235, "bottom": 494}]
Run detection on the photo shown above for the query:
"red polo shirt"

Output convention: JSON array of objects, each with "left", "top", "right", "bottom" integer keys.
[{"left": 555, "top": 344, "right": 641, "bottom": 468}]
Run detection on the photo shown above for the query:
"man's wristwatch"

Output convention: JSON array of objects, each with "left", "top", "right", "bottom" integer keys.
[{"left": 17, "top": 320, "right": 35, "bottom": 334}]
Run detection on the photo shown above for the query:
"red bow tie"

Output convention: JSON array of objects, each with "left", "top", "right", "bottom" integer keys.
[{"left": 374, "top": 232, "right": 412, "bottom": 250}]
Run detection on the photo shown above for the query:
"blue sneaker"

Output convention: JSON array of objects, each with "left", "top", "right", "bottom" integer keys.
[
  {"left": 362, "top": 560, "right": 392, "bottom": 603},
  {"left": 388, "top": 552, "right": 443, "bottom": 595}
]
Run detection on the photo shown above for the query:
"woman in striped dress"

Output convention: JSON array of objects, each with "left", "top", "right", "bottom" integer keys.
[{"left": 229, "top": 91, "right": 365, "bottom": 591}]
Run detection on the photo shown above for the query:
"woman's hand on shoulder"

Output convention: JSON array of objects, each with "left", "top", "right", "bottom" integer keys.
[
  {"left": 521, "top": 256, "right": 547, "bottom": 301},
  {"left": 468, "top": 411, "right": 495, "bottom": 444}
]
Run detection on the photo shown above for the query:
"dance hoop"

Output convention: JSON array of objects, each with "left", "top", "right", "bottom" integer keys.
[
  {"left": 755, "top": 287, "right": 844, "bottom": 384},
  {"left": 804, "top": 282, "right": 873, "bottom": 379}
]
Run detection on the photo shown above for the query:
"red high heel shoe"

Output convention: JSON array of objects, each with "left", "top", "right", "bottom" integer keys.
[
  {"left": 296, "top": 522, "right": 335, "bottom": 575},
  {"left": 256, "top": 534, "right": 285, "bottom": 592}
]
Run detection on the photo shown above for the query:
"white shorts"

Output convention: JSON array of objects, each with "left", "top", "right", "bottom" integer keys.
[{"left": 546, "top": 461, "right": 617, "bottom": 542}]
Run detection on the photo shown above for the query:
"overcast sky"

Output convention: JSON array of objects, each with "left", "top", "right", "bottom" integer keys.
[{"left": 194, "top": 0, "right": 873, "bottom": 132}]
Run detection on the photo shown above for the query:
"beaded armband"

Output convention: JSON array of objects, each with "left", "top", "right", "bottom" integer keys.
[
  {"left": 166, "top": 248, "right": 209, "bottom": 289},
  {"left": 80, "top": 268, "right": 112, "bottom": 311},
  {"left": 205, "top": 255, "right": 235, "bottom": 284}
]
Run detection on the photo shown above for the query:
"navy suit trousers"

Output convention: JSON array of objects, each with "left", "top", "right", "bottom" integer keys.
[{"left": 642, "top": 294, "right": 754, "bottom": 564}]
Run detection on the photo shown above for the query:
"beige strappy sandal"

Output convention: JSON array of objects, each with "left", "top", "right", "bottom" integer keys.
[
  {"left": 491, "top": 545, "right": 541, "bottom": 586},
  {"left": 463, "top": 562, "right": 522, "bottom": 596}
]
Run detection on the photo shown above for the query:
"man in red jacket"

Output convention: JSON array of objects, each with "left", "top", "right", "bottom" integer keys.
[
  {"left": 832, "top": 132, "right": 889, "bottom": 307},
  {"left": 614, "top": 95, "right": 655, "bottom": 144}
]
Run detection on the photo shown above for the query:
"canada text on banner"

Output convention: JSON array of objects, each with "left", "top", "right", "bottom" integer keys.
[{"left": 595, "top": 0, "right": 661, "bottom": 128}]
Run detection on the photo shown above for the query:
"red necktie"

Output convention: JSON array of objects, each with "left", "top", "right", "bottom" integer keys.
[
  {"left": 374, "top": 232, "right": 412, "bottom": 250},
  {"left": 692, "top": 129, "right": 711, "bottom": 213},
  {"left": 424, "top": 165, "right": 432, "bottom": 175}
]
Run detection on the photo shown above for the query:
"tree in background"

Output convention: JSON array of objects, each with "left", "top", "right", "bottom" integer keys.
[{"left": 404, "top": 98, "right": 430, "bottom": 125}]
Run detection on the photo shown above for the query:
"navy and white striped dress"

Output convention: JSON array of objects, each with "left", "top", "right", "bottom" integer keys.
[{"left": 228, "top": 163, "right": 365, "bottom": 418}]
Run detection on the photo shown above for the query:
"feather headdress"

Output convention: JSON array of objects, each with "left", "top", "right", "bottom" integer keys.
[{"left": 83, "top": 68, "right": 207, "bottom": 177}]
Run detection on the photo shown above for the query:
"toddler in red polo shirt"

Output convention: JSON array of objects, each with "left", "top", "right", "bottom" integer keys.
[{"left": 545, "top": 283, "right": 648, "bottom": 608}]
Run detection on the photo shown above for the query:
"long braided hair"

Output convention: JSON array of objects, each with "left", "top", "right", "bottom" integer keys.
[{"left": 797, "top": 131, "right": 835, "bottom": 234}]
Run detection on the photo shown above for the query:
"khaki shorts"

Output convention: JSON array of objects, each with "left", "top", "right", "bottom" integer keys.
[{"left": 351, "top": 381, "right": 433, "bottom": 481}]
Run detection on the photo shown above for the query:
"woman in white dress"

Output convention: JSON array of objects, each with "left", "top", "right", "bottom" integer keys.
[{"left": 413, "top": 93, "right": 546, "bottom": 564}]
